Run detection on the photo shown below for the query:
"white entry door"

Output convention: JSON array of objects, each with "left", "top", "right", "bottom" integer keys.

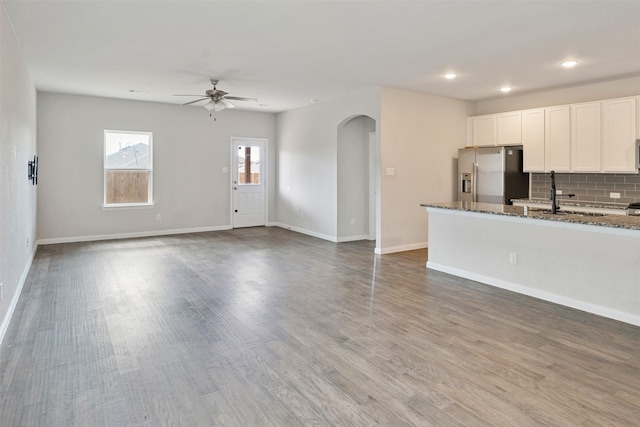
[{"left": 231, "top": 138, "right": 266, "bottom": 228}]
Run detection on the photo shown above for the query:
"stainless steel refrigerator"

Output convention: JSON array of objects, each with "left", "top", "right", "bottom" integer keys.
[{"left": 457, "top": 146, "right": 529, "bottom": 205}]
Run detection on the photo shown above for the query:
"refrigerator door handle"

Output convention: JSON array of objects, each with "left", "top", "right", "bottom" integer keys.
[{"left": 472, "top": 162, "right": 478, "bottom": 202}]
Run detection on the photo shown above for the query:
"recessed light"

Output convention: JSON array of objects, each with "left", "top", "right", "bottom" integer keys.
[
  {"left": 562, "top": 60, "right": 578, "bottom": 68},
  {"left": 444, "top": 73, "right": 458, "bottom": 80},
  {"left": 500, "top": 86, "right": 512, "bottom": 93}
]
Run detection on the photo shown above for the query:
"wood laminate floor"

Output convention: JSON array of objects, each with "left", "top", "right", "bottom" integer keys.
[{"left": 1, "top": 227, "right": 638, "bottom": 426}]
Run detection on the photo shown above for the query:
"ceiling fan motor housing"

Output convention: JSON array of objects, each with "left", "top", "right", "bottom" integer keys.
[{"left": 206, "top": 89, "right": 228, "bottom": 98}]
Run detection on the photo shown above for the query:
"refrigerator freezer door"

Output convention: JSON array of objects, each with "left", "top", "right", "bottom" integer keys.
[
  {"left": 475, "top": 147, "right": 505, "bottom": 204},
  {"left": 457, "top": 148, "right": 476, "bottom": 202}
]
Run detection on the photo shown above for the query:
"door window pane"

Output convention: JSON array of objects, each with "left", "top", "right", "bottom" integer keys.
[{"left": 237, "top": 145, "right": 260, "bottom": 184}]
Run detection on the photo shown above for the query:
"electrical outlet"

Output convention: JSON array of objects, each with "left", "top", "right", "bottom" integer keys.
[
  {"left": 26, "top": 237, "right": 29, "bottom": 247},
  {"left": 350, "top": 218, "right": 355, "bottom": 225},
  {"left": 509, "top": 253, "right": 518, "bottom": 264},
  {"left": 156, "top": 214, "right": 161, "bottom": 221},
  {"left": 610, "top": 192, "right": 621, "bottom": 199},
  {"left": 0, "top": 283, "right": 3, "bottom": 301}
]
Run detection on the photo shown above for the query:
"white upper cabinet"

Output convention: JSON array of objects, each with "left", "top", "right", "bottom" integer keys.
[
  {"left": 545, "top": 105, "right": 571, "bottom": 172},
  {"left": 571, "top": 102, "right": 601, "bottom": 172},
  {"left": 522, "top": 109, "right": 545, "bottom": 172},
  {"left": 496, "top": 111, "right": 522, "bottom": 145},
  {"left": 602, "top": 97, "right": 638, "bottom": 172},
  {"left": 468, "top": 115, "right": 496, "bottom": 146},
  {"left": 467, "top": 111, "right": 521, "bottom": 146},
  {"left": 468, "top": 96, "right": 638, "bottom": 173}
]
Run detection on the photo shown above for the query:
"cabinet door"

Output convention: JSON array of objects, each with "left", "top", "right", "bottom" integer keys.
[
  {"left": 470, "top": 115, "right": 496, "bottom": 146},
  {"left": 602, "top": 97, "right": 637, "bottom": 172},
  {"left": 496, "top": 111, "right": 522, "bottom": 145},
  {"left": 522, "top": 109, "right": 545, "bottom": 172},
  {"left": 571, "top": 102, "right": 601, "bottom": 172},
  {"left": 545, "top": 106, "right": 571, "bottom": 172}
]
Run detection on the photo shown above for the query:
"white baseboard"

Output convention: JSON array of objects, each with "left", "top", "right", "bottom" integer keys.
[
  {"left": 270, "top": 222, "right": 338, "bottom": 242},
  {"left": 427, "top": 261, "right": 640, "bottom": 327},
  {"left": 0, "top": 245, "right": 37, "bottom": 346},
  {"left": 336, "top": 234, "right": 370, "bottom": 243},
  {"left": 36, "top": 225, "right": 232, "bottom": 246},
  {"left": 375, "top": 241, "right": 428, "bottom": 255}
]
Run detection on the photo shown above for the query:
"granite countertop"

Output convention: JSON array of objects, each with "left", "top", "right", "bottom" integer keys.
[
  {"left": 421, "top": 201, "right": 640, "bottom": 231},
  {"left": 511, "top": 198, "right": 628, "bottom": 211}
]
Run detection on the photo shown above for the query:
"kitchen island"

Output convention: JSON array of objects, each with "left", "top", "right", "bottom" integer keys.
[{"left": 422, "top": 202, "right": 640, "bottom": 326}]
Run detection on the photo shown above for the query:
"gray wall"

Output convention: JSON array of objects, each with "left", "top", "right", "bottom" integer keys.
[
  {"left": 37, "top": 93, "right": 276, "bottom": 242},
  {"left": 379, "top": 87, "right": 474, "bottom": 253},
  {"left": 276, "top": 89, "right": 381, "bottom": 243},
  {"left": 0, "top": 3, "right": 37, "bottom": 342}
]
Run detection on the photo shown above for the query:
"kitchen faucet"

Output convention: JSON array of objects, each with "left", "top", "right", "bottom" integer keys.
[
  {"left": 549, "top": 170, "right": 575, "bottom": 214},
  {"left": 550, "top": 171, "right": 558, "bottom": 213}
]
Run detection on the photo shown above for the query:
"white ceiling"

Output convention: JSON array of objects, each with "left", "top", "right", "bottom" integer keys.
[{"left": 4, "top": 0, "right": 640, "bottom": 113}]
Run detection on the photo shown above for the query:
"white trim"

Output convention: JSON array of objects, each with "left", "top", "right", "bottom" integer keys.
[
  {"left": 271, "top": 222, "right": 338, "bottom": 242},
  {"left": 368, "top": 131, "right": 377, "bottom": 241},
  {"left": 0, "top": 245, "right": 38, "bottom": 346},
  {"left": 337, "top": 234, "right": 370, "bottom": 243},
  {"left": 101, "top": 203, "right": 155, "bottom": 210},
  {"left": 374, "top": 241, "right": 428, "bottom": 255},
  {"left": 426, "top": 261, "right": 640, "bottom": 327},
  {"left": 36, "top": 225, "right": 232, "bottom": 246}
]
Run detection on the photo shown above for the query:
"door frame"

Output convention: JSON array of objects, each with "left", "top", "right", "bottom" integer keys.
[
  {"left": 368, "top": 131, "right": 377, "bottom": 241},
  {"left": 229, "top": 137, "right": 268, "bottom": 228}
]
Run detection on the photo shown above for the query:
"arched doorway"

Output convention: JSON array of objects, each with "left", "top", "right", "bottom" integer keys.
[{"left": 337, "top": 115, "right": 377, "bottom": 243}]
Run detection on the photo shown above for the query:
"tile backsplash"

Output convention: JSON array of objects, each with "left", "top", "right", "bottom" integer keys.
[{"left": 530, "top": 173, "right": 640, "bottom": 206}]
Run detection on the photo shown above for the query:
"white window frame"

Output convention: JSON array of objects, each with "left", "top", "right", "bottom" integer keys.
[{"left": 103, "top": 129, "right": 154, "bottom": 208}]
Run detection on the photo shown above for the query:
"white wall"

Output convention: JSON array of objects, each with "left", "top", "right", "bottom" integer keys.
[
  {"left": 37, "top": 93, "right": 276, "bottom": 242},
  {"left": 276, "top": 89, "right": 380, "bottom": 242},
  {"left": 476, "top": 75, "right": 640, "bottom": 114},
  {"left": 378, "top": 87, "right": 474, "bottom": 253},
  {"left": 337, "top": 115, "right": 375, "bottom": 241},
  {"left": 0, "top": 2, "right": 37, "bottom": 343}
]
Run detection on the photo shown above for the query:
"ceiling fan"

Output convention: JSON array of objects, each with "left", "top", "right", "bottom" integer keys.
[{"left": 174, "top": 79, "right": 257, "bottom": 113}]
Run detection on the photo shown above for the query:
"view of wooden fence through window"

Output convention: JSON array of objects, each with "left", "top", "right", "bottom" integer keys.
[
  {"left": 104, "top": 131, "right": 152, "bottom": 205},
  {"left": 105, "top": 170, "right": 149, "bottom": 204},
  {"left": 237, "top": 145, "right": 260, "bottom": 184}
]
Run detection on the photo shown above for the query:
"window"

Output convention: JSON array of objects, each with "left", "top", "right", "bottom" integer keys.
[
  {"left": 236, "top": 145, "right": 260, "bottom": 184},
  {"left": 104, "top": 130, "right": 152, "bottom": 206}
]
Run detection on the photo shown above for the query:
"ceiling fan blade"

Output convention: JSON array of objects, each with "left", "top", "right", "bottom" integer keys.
[
  {"left": 225, "top": 96, "right": 257, "bottom": 102},
  {"left": 182, "top": 98, "right": 209, "bottom": 106},
  {"left": 173, "top": 94, "right": 206, "bottom": 96}
]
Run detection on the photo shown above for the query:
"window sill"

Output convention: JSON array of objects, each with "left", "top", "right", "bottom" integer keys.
[{"left": 102, "top": 203, "right": 155, "bottom": 211}]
